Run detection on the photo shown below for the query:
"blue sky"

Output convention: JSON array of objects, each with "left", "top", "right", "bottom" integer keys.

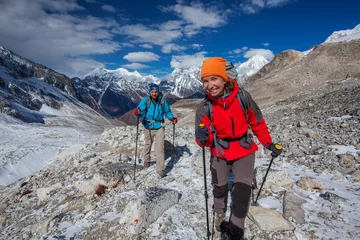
[{"left": 0, "top": 0, "right": 359, "bottom": 78}]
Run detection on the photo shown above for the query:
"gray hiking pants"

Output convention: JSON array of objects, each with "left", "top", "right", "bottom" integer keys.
[
  {"left": 210, "top": 153, "right": 255, "bottom": 231},
  {"left": 143, "top": 127, "right": 165, "bottom": 174}
]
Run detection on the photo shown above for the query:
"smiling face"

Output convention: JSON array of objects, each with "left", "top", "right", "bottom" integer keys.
[
  {"left": 202, "top": 75, "right": 226, "bottom": 97},
  {"left": 150, "top": 90, "right": 159, "bottom": 99}
]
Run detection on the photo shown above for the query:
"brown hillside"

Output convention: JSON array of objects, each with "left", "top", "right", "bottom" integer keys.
[{"left": 245, "top": 39, "right": 360, "bottom": 107}]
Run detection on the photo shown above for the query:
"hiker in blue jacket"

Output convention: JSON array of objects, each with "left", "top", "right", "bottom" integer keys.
[{"left": 134, "top": 83, "right": 178, "bottom": 178}]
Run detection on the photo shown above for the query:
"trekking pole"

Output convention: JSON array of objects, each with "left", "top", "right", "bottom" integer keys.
[
  {"left": 172, "top": 123, "right": 175, "bottom": 147},
  {"left": 134, "top": 116, "right": 140, "bottom": 182},
  {"left": 211, "top": 205, "right": 215, "bottom": 240},
  {"left": 253, "top": 157, "right": 274, "bottom": 206},
  {"left": 171, "top": 122, "right": 176, "bottom": 164},
  {"left": 200, "top": 124, "right": 211, "bottom": 239},
  {"left": 253, "top": 144, "right": 282, "bottom": 205}
]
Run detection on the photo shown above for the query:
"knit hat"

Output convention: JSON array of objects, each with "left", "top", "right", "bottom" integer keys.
[
  {"left": 200, "top": 57, "right": 229, "bottom": 82},
  {"left": 149, "top": 83, "right": 159, "bottom": 92}
]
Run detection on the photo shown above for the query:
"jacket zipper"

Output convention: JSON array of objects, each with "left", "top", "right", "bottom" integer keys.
[
  {"left": 231, "top": 117, "right": 235, "bottom": 136},
  {"left": 151, "top": 100, "right": 156, "bottom": 120}
]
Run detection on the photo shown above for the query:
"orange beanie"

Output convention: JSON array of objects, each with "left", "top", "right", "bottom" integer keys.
[{"left": 200, "top": 57, "right": 228, "bottom": 82}]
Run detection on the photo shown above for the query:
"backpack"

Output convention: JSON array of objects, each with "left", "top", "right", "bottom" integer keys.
[{"left": 226, "top": 61, "right": 239, "bottom": 81}]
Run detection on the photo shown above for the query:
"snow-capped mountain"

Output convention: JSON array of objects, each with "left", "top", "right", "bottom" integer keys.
[
  {"left": 0, "top": 46, "right": 108, "bottom": 124},
  {"left": 0, "top": 46, "right": 115, "bottom": 184},
  {"left": 325, "top": 24, "right": 360, "bottom": 43},
  {"left": 0, "top": 46, "right": 78, "bottom": 98},
  {"left": 236, "top": 55, "right": 269, "bottom": 84},
  {"left": 73, "top": 68, "right": 162, "bottom": 118},
  {"left": 169, "top": 67, "right": 203, "bottom": 98}
]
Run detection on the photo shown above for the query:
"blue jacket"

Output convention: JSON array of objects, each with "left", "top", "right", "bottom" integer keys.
[{"left": 137, "top": 93, "right": 174, "bottom": 129}]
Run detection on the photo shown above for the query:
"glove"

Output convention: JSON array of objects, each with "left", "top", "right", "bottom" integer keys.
[
  {"left": 171, "top": 117, "right": 177, "bottom": 124},
  {"left": 134, "top": 108, "right": 140, "bottom": 116},
  {"left": 195, "top": 125, "right": 209, "bottom": 145},
  {"left": 267, "top": 143, "right": 283, "bottom": 158}
]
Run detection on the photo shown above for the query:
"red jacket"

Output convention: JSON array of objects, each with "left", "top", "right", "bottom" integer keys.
[{"left": 195, "top": 80, "right": 272, "bottom": 161}]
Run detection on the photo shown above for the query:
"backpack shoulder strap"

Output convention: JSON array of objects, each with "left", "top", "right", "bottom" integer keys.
[
  {"left": 203, "top": 96, "right": 224, "bottom": 156},
  {"left": 160, "top": 97, "right": 165, "bottom": 110},
  {"left": 203, "top": 95, "right": 213, "bottom": 121},
  {"left": 237, "top": 88, "right": 249, "bottom": 122},
  {"left": 145, "top": 96, "right": 151, "bottom": 112},
  {"left": 146, "top": 96, "right": 165, "bottom": 112}
]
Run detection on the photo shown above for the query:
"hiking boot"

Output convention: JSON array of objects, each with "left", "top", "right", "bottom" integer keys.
[
  {"left": 226, "top": 221, "right": 244, "bottom": 240},
  {"left": 144, "top": 162, "right": 150, "bottom": 168},
  {"left": 158, "top": 171, "right": 166, "bottom": 178},
  {"left": 215, "top": 212, "right": 226, "bottom": 232}
]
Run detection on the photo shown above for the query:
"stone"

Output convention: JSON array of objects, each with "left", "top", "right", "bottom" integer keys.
[
  {"left": 283, "top": 192, "right": 306, "bottom": 224},
  {"left": 118, "top": 187, "right": 179, "bottom": 235},
  {"left": 321, "top": 192, "right": 347, "bottom": 204},
  {"left": 296, "top": 177, "right": 324, "bottom": 190},
  {"left": 36, "top": 183, "right": 62, "bottom": 201},
  {"left": 248, "top": 206, "right": 294, "bottom": 231},
  {"left": 338, "top": 154, "right": 356, "bottom": 167},
  {"left": 351, "top": 170, "right": 360, "bottom": 182}
]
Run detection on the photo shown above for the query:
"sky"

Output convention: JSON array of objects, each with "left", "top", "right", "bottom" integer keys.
[{"left": 0, "top": 0, "right": 359, "bottom": 78}]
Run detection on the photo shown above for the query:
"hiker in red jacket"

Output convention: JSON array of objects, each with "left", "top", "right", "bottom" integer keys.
[{"left": 195, "top": 57, "right": 282, "bottom": 240}]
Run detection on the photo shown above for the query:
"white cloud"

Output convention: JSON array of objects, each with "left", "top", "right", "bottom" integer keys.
[
  {"left": 101, "top": 4, "right": 116, "bottom": 13},
  {"left": 229, "top": 47, "right": 248, "bottom": 54},
  {"left": 140, "top": 44, "right": 153, "bottom": 49},
  {"left": 113, "top": 2, "right": 231, "bottom": 54},
  {"left": 122, "top": 63, "right": 150, "bottom": 70},
  {"left": 243, "top": 48, "right": 274, "bottom": 61},
  {"left": 252, "top": 0, "right": 265, "bottom": 7},
  {"left": 161, "top": 44, "right": 186, "bottom": 54},
  {"left": 0, "top": 0, "right": 120, "bottom": 77},
  {"left": 65, "top": 58, "right": 105, "bottom": 77},
  {"left": 161, "top": 2, "right": 227, "bottom": 36},
  {"left": 262, "top": 43, "right": 270, "bottom": 47},
  {"left": 267, "top": 0, "right": 291, "bottom": 7},
  {"left": 170, "top": 52, "right": 208, "bottom": 68},
  {"left": 116, "top": 23, "right": 183, "bottom": 46},
  {"left": 192, "top": 44, "right": 202, "bottom": 50},
  {"left": 121, "top": 43, "right": 135, "bottom": 48},
  {"left": 39, "top": 0, "right": 85, "bottom": 12},
  {"left": 159, "top": 20, "right": 184, "bottom": 30},
  {"left": 240, "top": 0, "right": 292, "bottom": 14},
  {"left": 123, "top": 52, "right": 160, "bottom": 62}
]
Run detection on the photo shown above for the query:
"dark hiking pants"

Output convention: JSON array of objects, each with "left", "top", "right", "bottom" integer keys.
[{"left": 210, "top": 153, "right": 255, "bottom": 231}]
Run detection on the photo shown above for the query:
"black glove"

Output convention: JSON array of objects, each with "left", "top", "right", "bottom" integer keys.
[
  {"left": 267, "top": 143, "right": 283, "bottom": 158},
  {"left": 195, "top": 125, "right": 209, "bottom": 145}
]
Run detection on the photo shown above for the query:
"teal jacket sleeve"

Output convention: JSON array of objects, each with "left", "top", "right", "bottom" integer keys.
[
  {"left": 136, "top": 97, "right": 147, "bottom": 118},
  {"left": 163, "top": 99, "right": 174, "bottom": 120}
]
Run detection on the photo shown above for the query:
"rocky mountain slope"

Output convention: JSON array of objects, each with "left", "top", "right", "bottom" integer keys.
[
  {"left": 1, "top": 25, "right": 360, "bottom": 240},
  {"left": 0, "top": 73, "right": 358, "bottom": 239},
  {"left": 1, "top": 36, "right": 360, "bottom": 239},
  {"left": 0, "top": 47, "right": 122, "bottom": 185},
  {"left": 246, "top": 39, "right": 360, "bottom": 107}
]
